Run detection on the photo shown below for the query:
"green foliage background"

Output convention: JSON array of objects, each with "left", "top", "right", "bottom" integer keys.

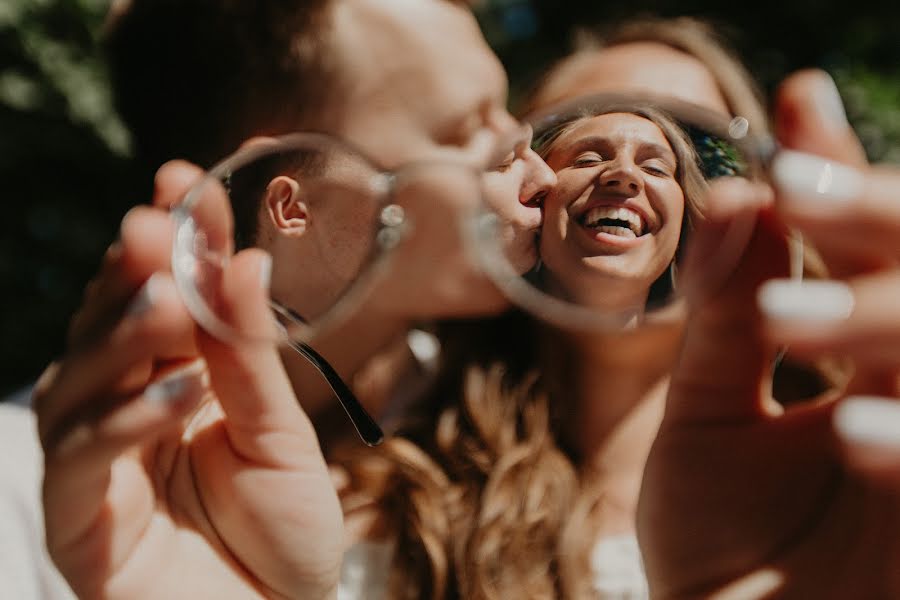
[{"left": 1, "top": 0, "right": 898, "bottom": 395}]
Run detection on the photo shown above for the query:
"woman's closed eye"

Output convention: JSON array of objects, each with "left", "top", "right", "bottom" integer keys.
[
  {"left": 489, "top": 151, "right": 516, "bottom": 172},
  {"left": 641, "top": 159, "right": 674, "bottom": 177},
  {"left": 572, "top": 152, "right": 604, "bottom": 167}
]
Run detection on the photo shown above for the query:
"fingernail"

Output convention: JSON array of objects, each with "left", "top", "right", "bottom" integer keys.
[
  {"left": 126, "top": 273, "right": 161, "bottom": 317},
  {"left": 119, "top": 206, "right": 140, "bottom": 234},
  {"left": 259, "top": 252, "right": 272, "bottom": 291},
  {"left": 835, "top": 396, "right": 900, "bottom": 449},
  {"left": 757, "top": 279, "right": 854, "bottom": 322},
  {"left": 144, "top": 359, "right": 208, "bottom": 405},
  {"left": 407, "top": 328, "right": 441, "bottom": 373},
  {"left": 812, "top": 72, "right": 849, "bottom": 130},
  {"left": 771, "top": 150, "right": 864, "bottom": 206}
]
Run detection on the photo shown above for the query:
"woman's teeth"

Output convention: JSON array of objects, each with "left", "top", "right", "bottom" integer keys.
[
  {"left": 594, "top": 224, "right": 637, "bottom": 238},
  {"left": 581, "top": 206, "right": 644, "bottom": 237}
]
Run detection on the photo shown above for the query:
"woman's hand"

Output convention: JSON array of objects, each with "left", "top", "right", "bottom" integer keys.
[
  {"left": 34, "top": 161, "right": 344, "bottom": 600},
  {"left": 638, "top": 70, "right": 900, "bottom": 598}
]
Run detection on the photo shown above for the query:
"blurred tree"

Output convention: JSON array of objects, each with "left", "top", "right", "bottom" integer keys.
[
  {"left": 2, "top": 0, "right": 898, "bottom": 396},
  {"left": 477, "top": 0, "right": 900, "bottom": 165},
  {"left": 1, "top": 0, "right": 137, "bottom": 396},
  {"left": 834, "top": 64, "right": 900, "bottom": 164}
]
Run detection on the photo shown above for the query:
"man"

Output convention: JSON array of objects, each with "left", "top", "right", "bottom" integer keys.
[
  {"left": 107, "top": 0, "right": 555, "bottom": 427},
  {"left": 33, "top": 0, "right": 554, "bottom": 597}
]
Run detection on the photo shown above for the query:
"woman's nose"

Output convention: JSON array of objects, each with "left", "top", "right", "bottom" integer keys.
[
  {"left": 598, "top": 159, "right": 641, "bottom": 194},
  {"left": 519, "top": 148, "right": 557, "bottom": 207}
]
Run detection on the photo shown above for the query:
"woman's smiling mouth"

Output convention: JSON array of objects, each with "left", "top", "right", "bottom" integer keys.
[{"left": 579, "top": 205, "right": 645, "bottom": 238}]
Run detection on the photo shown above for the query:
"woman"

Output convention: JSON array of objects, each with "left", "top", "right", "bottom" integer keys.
[
  {"left": 521, "top": 15, "right": 840, "bottom": 402},
  {"left": 536, "top": 104, "right": 706, "bottom": 322},
  {"left": 335, "top": 105, "right": 705, "bottom": 599}
]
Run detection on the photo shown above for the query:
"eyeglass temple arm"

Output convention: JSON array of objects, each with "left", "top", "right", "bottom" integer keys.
[{"left": 285, "top": 338, "right": 385, "bottom": 447}]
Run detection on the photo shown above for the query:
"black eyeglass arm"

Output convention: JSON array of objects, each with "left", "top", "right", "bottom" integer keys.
[{"left": 285, "top": 339, "right": 384, "bottom": 447}]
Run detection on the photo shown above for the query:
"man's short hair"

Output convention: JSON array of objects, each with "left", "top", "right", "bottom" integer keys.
[{"left": 106, "top": 0, "right": 337, "bottom": 172}]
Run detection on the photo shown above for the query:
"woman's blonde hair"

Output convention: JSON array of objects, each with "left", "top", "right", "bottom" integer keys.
[
  {"left": 336, "top": 312, "right": 594, "bottom": 599},
  {"left": 334, "top": 106, "right": 707, "bottom": 599}
]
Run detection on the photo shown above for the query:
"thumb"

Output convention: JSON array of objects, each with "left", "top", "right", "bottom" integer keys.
[{"left": 771, "top": 70, "right": 883, "bottom": 275}]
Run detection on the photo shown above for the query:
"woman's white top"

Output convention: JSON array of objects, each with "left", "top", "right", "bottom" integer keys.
[
  {"left": 338, "top": 534, "right": 648, "bottom": 599},
  {"left": 0, "top": 403, "right": 648, "bottom": 600}
]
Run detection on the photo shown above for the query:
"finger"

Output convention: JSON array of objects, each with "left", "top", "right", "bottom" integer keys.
[
  {"left": 774, "top": 69, "right": 867, "bottom": 168},
  {"left": 152, "top": 159, "right": 205, "bottom": 210},
  {"left": 833, "top": 396, "right": 900, "bottom": 492},
  {"left": 679, "top": 177, "right": 774, "bottom": 306},
  {"left": 43, "top": 359, "right": 208, "bottom": 552},
  {"left": 772, "top": 69, "right": 876, "bottom": 275},
  {"left": 666, "top": 181, "right": 790, "bottom": 425},
  {"left": 771, "top": 154, "right": 900, "bottom": 263},
  {"left": 67, "top": 207, "right": 177, "bottom": 347},
  {"left": 758, "top": 271, "right": 900, "bottom": 367},
  {"left": 37, "top": 272, "right": 195, "bottom": 448},
  {"left": 196, "top": 249, "right": 322, "bottom": 466},
  {"left": 66, "top": 161, "right": 202, "bottom": 346}
]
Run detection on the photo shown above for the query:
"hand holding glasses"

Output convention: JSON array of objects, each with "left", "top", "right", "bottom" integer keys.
[{"left": 171, "top": 128, "right": 532, "bottom": 445}]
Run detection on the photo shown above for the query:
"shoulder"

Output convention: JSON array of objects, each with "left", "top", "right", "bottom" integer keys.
[
  {"left": 330, "top": 464, "right": 395, "bottom": 600},
  {"left": 338, "top": 539, "right": 394, "bottom": 600},
  {"left": 591, "top": 534, "right": 649, "bottom": 599},
  {"left": 0, "top": 402, "right": 42, "bottom": 493},
  {"left": 0, "top": 402, "right": 76, "bottom": 599}
]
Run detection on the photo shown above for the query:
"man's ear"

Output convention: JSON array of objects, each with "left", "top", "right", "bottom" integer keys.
[{"left": 264, "top": 175, "right": 308, "bottom": 236}]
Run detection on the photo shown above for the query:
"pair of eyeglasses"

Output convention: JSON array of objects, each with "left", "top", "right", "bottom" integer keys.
[{"left": 172, "top": 126, "right": 533, "bottom": 446}]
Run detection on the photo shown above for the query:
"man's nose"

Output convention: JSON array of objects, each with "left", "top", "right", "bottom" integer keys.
[{"left": 519, "top": 148, "right": 557, "bottom": 207}]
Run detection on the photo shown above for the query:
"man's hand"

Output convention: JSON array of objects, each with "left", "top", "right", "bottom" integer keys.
[{"left": 35, "top": 161, "right": 344, "bottom": 600}]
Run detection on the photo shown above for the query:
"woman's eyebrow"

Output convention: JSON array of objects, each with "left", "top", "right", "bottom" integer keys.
[
  {"left": 561, "top": 135, "right": 615, "bottom": 155},
  {"left": 559, "top": 136, "right": 675, "bottom": 162}
]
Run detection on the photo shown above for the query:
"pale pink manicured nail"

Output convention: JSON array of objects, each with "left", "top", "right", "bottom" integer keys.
[
  {"left": 259, "top": 253, "right": 272, "bottom": 291},
  {"left": 811, "top": 72, "right": 849, "bottom": 130},
  {"left": 126, "top": 273, "right": 162, "bottom": 317},
  {"left": 757, "top": 279, "right": 854, "bottom": 322},
  {"left": 835, "top": 396, "right": 900, "bottom": 449},
  {"left": 144, "top": 359, "right": 207, "bottom": 405},
  {"left": 771, "top": 150, "right": 864, "bottom": 206}
]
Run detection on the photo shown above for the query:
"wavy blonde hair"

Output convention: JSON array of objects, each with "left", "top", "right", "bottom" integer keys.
[{"left": 336, "top": 312, "right": 597, "bottom": 599}]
